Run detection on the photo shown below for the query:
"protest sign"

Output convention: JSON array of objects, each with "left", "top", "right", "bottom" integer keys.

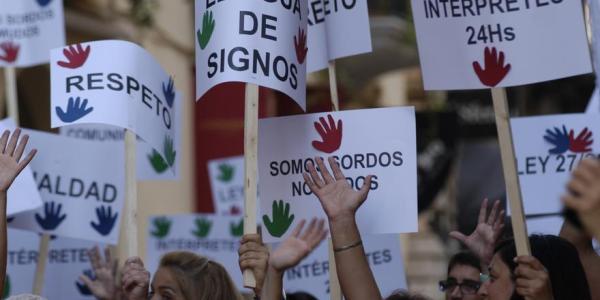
[
  {"left": 586, "top": 88, "right": 600, "bottom": 114},
  {"left": 306, "top": 0, "right": 371, "bottom": 72},
  {"left": 208, "top": 156, "right": 244, "bottom": 216},
  {"left": 258, "top": 107, "right": 417, "bottom": 242},
  {"left": 525, "top": 215, "right": 562, "bottom": 236},
  {"left": 146, "top": 214, "right": 245, "bottom": 290},
  {"left": 0, "top": 0, "right": 65, "bottom": 67},
  {"left": 50, "top": 40, "right": 180, "bottom": 170},
  {"left": 194, "top": 0, "right": 308, "bottom": 109},
  {"left": 9, "top": 128, "right": 125, "bottom": 244},
  {"left": 410, "top": 0, "right": 591, "bottom": 90},
  {"left": 283, "top": 234, "right": 407, "bottom": 299}
]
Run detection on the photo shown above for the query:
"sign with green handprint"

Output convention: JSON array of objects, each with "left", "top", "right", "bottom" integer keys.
[
  {"left": 208, "top": 156, "right": 244, "bottom": 215},
  {"left": 230, "top": 218, "right": 243, "bottom": 237},
  {"left": 194, "top": 0, "right": 308, "bottom": 109},
  {"left": 191, "top": 218, "right": 212, "bottom": 238},
  {"left": 263, "top": 200, "right": 295, "bottom": 238},
  {"left": 150, "top": 217, "right": 172, "bottom": 239}
]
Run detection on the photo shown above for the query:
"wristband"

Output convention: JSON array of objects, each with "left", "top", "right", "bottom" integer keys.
[{"left": 333, "top": 240, "right": 363, "bottom": 252}]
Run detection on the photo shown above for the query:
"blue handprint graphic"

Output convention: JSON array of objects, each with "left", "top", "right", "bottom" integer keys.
[
  {"left": 75, "top": 269, "right": 95, "bottom": 296},
  {"left": 36, "top": 0, "right": 53, "bottom": 7},
  {"left": 56, "top": 97, "right": 94, "bottom": 123},
  {"left": 91, "top": 206, "right": 118, "bottom": 236},
  {"left": 544, "top": 125, "right": 570, "bottom": 154},
  {"left": 35, "top": 202, "right": 67, "bottom": 231},
  {"left": 162, "top": 77, "right": 175, "bottom": 108}
]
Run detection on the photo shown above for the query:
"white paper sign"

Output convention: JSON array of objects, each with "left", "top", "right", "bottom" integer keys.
[
  {"left": 208, "top": 156, "right": 244, "bottom": 216},
  {"left": 525, "top": 216, "right": 563, "bottom": 236},
  {"left": 5, "top": 228, "right": 107, "bottom": 300},
  {"left": 411, "top": 0, "right": 591, "bottom": 90},
  {"left": 0, "top": 0, "right": 65, "bottom": 67},
  {"left": 585, "top": 88, "right": 600, "bottom": 114},
  {"left": 511, "top": 113, "right": 599, "bottom": 216},
  {"left": 50, "top": 40, "right": 179, "bottom": 171},
  {"left": 9, "top": 129, "right": 125, "bottom": 244},
  {"left": 146, "top": 214, "right": 245, "bottom": 290},
  {"left": 194, "top": 0, "right": 308, "bottom": 109},
  {"left": 306, "top": 0, "right": 372, "bottom": 72},
  {"left": 283, "top": 234, "right": 407, "bottom": 299},
  {"left": 259, "top": 107, "right": 417, "bottom": 242}
]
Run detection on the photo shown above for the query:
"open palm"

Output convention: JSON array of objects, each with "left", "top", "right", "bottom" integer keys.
[
  {"left": 270, "top": 218, "right": 327, "bottom": 271},
  {"left": 80, "top": 246, "right": 118, "bottom": 300},
  {"left": 0, "top": 129, "right": 36, "bottom": 192}
]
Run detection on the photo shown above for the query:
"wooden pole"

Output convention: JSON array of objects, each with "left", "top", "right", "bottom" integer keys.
[
  {"left": 32, "top": 235, "right": 50, "bottom": 295},
  {"left": 4, "top": 68, "right": 18, "bottom": 124},
  {"left": 328, "top": 62, "right": 340, "bottom": 111},
  {"left": 243, "top": 83, "right": 259, "bottom": 288},
  {"left": 121, "top": 130, "right": 138, "bottom": 259},
  {"left": 491, "top": 87, "right": 531, "bottom": 256}
]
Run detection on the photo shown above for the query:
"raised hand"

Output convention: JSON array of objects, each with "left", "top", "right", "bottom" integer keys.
[
  {"left": 191, "top": 218, "right": 212, "bottom": 238},
  {"left": 57, "top": 44, "right": 91, "bottom": 69},
  {"left": 197, "top": 11, "right": 216, "bottom": 50},
  {"left": 76, "top": 270, "right": 95, "bottom": 296},
  {"left": 35, "top": 201, "right": 67, "bottom": 231},
  {"left": 514, "top": 256, "right": 553, "bottom": 300},
  {"left": 56, "top": 97, "right": 94, "bottom": 123},
  {"left": 217, "top": 163, "right": 234, "bottom": 183},
  {"left": 263, "top": 200, "right": 295, "bottom": 237},
  {"left": 312, "top": 115, "right": 343, "bottom": 154},
  {"left": 562, "top": 159, "right": 600, "bottom": 241},
  {"left": 294, "top": 28, "right": 308, "bottom": 64},
  {"left": 568, "top": 127, "right": 592, "bottom": 153},
  {"left": 270, "top": 218, "right": 327, "bottom": 272},
  {"left": 230, "top": 218, "right": 243, "bottom": 237},
  {"left": 0, "top": 42, "right": 19, "bottom": 63},
  {"left": 36, "top": 0, "right": 53, "bottom": 7},
  {"left": 544, "top": 126, "right": 570, "bottom": 154},
  {"left": 449, "top": 198, "right": 505, "bottom": 265},
  {"left": 121, "top": 257, "right": 150, "bottom": 300},
  {"left": 0, "top": 129, "right": 37, "bottom": 192},
  {"left": 79, "top": 246, "right": 119, "bottom": 300},
  {"left": 238, "top": 234, "right": 269, "bottom": 295},
  {"left": 150, "top": 217, "right": 171, "bottom": 239},
  {"left": 162, "top": 77, "right": 176, "bottom": 108},
  {"left": 148, "top": 149, "right": 169, "bottom": 173},
  {"left": 473, "top": 47, "right": 511, "bottom": 87},
  {"left": 304, "top": 157, "right": 372, "bottom": 221},
  {"left": 90, "top": 206, "right": 118, "bottom": 236}
]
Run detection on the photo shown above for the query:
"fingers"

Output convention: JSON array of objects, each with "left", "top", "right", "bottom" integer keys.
[
  {"left": 5, "top": 128, "right": 20, "bottom": 156},
  {"left": 449, "top": 231, "right": 467, "bottom": 243},
  {"left": 562, "top": 194, "right": 583, "bottom": 211},
  {"left": 0, "top": 130, "right": 9, "bottom": 154},
  {"left": 493, "top": 210, "right": 506, "bottom": 231},
  {"left": 79, "top": 274, "right": 94, "bottom": 289},
  {"left": 17, "top": 149, "right": 36, "bottom": 173},
  {"left": 303, "top": 172, "right": 318, "bottom": 194},
  {"left": 291, "top": 219, "right": 306, "bottom": 238},
  {"left": 328, "top": 157, "right": 345, "bottom": 180},
  {"left": 299, "top": 218, "right": 316, "bottom": 241},
  {"left": 488, "top": 200, "right": 500, "bottom": 225},
  {"left": 240, "top": 234, "right": 261, "bottom": 245},
  {"left": 13, "top": 133, "right": 28, "bottom": 162},
  {"left": 306, "top": 160, "right": 325, "bottom": 188},
  {"left": 89, "top": 246, "right": 102, "bottom": 271},
  {"left": 238, "top": 240, "right": 268, "bottom": 256},
  {"left": 514, "top": 255, "right": 545, "bottom": 271},
  {"left": 358, "top": 175, "right": 373, "bottom": 200},
  {"left": 478, "top": 198, "right": 489, "bottom": 224},
  {"left": 315, "top": 157, "right": 334, "bottom": 184},
  {"left": 104, "top": 246, "right": 113, "bottom": 267}
]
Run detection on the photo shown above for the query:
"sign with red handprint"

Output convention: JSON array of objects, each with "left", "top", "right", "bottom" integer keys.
[
  {"left": 194, "top": 0, "right": 308, "bottom": 110},
  {"left": 410, "top": 0, "right": 591, "bottom": 90},
  {"left": 512, "top": 113, "right": 600, "bottom": 216},
  {"left": 0, "top": 0, "right": 65, "bottom": 67},
  {"left": 258, "top": 107, "right": 418, "bottom": 242}
]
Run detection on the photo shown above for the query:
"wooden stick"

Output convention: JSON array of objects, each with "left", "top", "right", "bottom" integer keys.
[
  {"left": 122, "top": 130, "right": 138, "bottom": 258},
  {"left": 328, "top": 238, "right": 342, "bottom": 300},
  {"left": 4, "top": 68, "right": 18, "bottom": 124},
  {"left": 32, "top": 234, "right": 50, "bottom": 295},
  {"left": 491, "top": 87, "right": 531, "bottom": 256},
  {"left": 328, "top": 62, "right": 340, "bottom": 111},
  {"left": 243, "top": 83, "right": 259, "bottom": 288}
]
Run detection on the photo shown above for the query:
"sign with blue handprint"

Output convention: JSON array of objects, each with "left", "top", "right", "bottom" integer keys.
[
  {"left": 8, "top": 128, "right": 125, "bottom": 244},
  {"left": 207, "top": 156, "right": 245, "bottom": 215},
  {"left": 0, "top": 0, "right": 65, "bottom": 67}
]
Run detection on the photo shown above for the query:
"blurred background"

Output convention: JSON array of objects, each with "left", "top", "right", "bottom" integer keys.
[{"left": 1, "top": 0, "right": 595, "bottom": 298}]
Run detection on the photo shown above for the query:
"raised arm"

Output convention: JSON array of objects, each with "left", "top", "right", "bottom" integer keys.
[
  {"left": 303, "top": 157, "right": 382, "bottom": 300},
  {"left": 562, "top": 159, "right": 600, "bottom": 242}
]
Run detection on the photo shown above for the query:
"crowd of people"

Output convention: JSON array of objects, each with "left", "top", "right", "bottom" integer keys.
[{"left": 0, "top": 130, "right": 599, "bottom": 299}]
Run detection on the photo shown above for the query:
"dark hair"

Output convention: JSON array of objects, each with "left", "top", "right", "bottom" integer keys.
[
  {"left": 285, "top": 292, "right": 318, "bottom": 300},
  {"left": 447, "top": 251, "right": 481, "bottom": 274},
  {"left": 385, "top": 289, "right": 429, "bottom": 300},
  {"left": 495, "top": 234, "right": 591, "bottom": 300}
]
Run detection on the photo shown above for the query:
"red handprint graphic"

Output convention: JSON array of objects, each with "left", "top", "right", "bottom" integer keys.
[
  {"left": 312, "top": 114, "right": 342, "bottom": 154},
  {"left": 57, "top": 44, "right": 91, "bottom": 69},
  {"left": 294, "top": 28, "right": 308, "bottom": 64},
  {"left": 472, "top": 47, "right": 511, "bottom": 87},
  {"left": 569, "top": 127, "right": 593, "bottom": 153},
  {"left": 0, "top": 42, "right": 20, "bottom": 63}
]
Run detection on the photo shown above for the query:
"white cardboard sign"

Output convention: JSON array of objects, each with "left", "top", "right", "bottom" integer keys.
[
  {"left": 283, "top": 234, "right": 407, "bottom": 299},
  {"left": 306, "top": 0, "right": 372, "bottom": 72},
  {"left": 411, "top": 0, "right": 591, "bottom": 90},
  {"left": 50, "top": 40, "right": 180, "bottom": 171},
  {"left": 9, "top": 129, "right": 125, "bottom": 244},
  {"left": 146, "top": 214, "right": 245, "bottom": 291},
  {"left": 194, "top": 0, "right": 308, "bottom": 109},
  {"left": 0, "top": 0, "right": 65, "bottom": 67},
  {"left": 258, "top": 107, "right": 417, "bottom": 242},
  {"left": 585, "top": 88, "right": 600, "bottom": 114},
  {"left": 511, "top": 113, "right": 599, "bottom": 216},
  {"left": 207, "top": 156, "right": 245, "bottom": 216}
]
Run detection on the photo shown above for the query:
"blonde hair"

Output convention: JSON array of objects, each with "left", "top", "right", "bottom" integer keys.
[{"left": 159, "top": 251, "right": 242, "bottom": 300}]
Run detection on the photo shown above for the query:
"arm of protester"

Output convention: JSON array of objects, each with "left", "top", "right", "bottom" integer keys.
[
  {"left": 449, "top": 198, "right": 505, "bottom": 266},
  {"left": 0, "top": 129, "right": 36, "bottom": 295},
  {"left": 562, "top": 159, "right": 600, "bottom": 242},
  {"left": 514, "top": 256, "right": 554, "bottom": 300},
  {"left": 559, "top": 219, "right": 595, "bottom": 254},
  {"left": 304, "top": 157, "right": 382, "bottom": 300},
  {"left": 121, "top": 257, "right": 150, "bottom": 300},
  {"left": 238, "top": 234, "right": 269, "bottom": 298},
  {"left": 80, "top": 246, "right": 120, "bottom": 300}
]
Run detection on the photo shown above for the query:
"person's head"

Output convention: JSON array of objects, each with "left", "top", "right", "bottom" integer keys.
[
  {"left": 478, "top": 234, "right": 591, "bottom": 300},
  {"left": 151, "top": 251, "right": 241, "bottom": 300},
  {"left": 386, "top": 289, "right": 429, "bottom": 300},
  {"left": 286, "top": 292, "right": 318, "bottom": 300},
  {"left": 440, "top": 252, "right": 483, "bottom": 300}
]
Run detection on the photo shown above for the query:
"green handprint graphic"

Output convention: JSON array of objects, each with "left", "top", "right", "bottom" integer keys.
[
  {"left": 2, "top": 275, "right": 10, "bottom": 299},
  {"left": 217, "top": 163, "right": 234, "bottom": 183},
  {"left": 151, "top": 217, "right": 172, "bottom": 239},
  {"left": 147, "top": 135, "right": 176, "bottom": 174},
  {"left": 191, "top": 218, "right": 212, "bottom": 238},
  {"left": 230, "top": 218, "right": 243, "bottom": 237},
  {"left": 163, "top": 135, "right": 176, "bottom": 167},
  {"left": 263, "top": 200, "right": 295, "bottom": 238},
  {"left": 197, "top": 11, "right": 216, "bottom": 50}
]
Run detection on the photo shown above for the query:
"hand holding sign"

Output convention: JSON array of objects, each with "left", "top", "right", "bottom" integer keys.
[
  {"left": 238, "top": 234, "right": 269, "bottom": 294},
  {"left": 562, "top": 159, "right": 600, "bottom": 241},
  {"left": 472, "top": 47, "right": 511, "bottom": 87},
  {"left": 0, "top": 129, "right": 37, "bottom": 192},
  {"left": 91, "top": 206, "right": 119, "bottom": 236},
  {"left": 312, "top": 115, "right": 342, "bottom": 154},
  {"left": 56, "top": 97, "right": 94, "bottom": 123},
  {"left": 35, "top": 202, "right": 67, "bottom": 230},
  {"left": 0, "top": 42, "right": 20, "bottom": 63},
  {"left": 270, "top": 218, "right": 327, "bottom": 271},
  {"left": 121, "top": 257, "right": 151, "bottom": 300},
  {"left": 57, "top": 44, "right": 91, "bottom": 69},
  {"left": 79, "top": 246, "right": 118, "bottom": 300}
]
